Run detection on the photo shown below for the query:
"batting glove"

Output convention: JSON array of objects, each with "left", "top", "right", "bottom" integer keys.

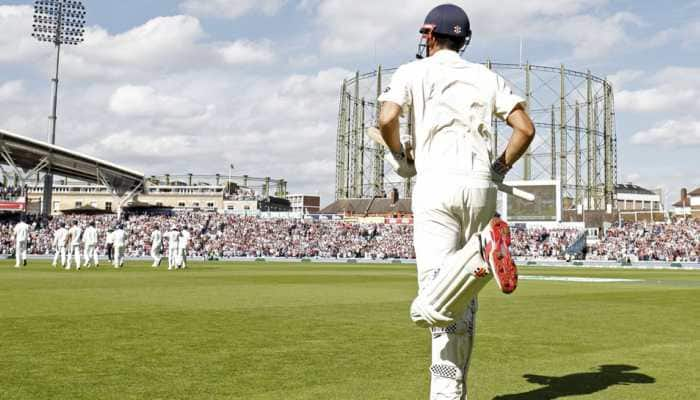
[
  {"left": 490, "top": 158, "right": 511, "bottom": 184},
  {"left": 385, "top": 145, "right": 417, "bottom": 178}
]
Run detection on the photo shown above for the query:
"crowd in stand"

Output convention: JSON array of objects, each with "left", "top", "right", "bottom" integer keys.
[
  {"left": 1, "top": 212, "right": 698, "bottom": 262},
  {"left": 0, "top": 184, "right": 24, "bottom": 200},
  {"left": 590, "top": 219, "right": 700, "bottom": 262},
  {"left": 510, "top": 227, "right": 582, "bottom": 259},
  {"left": 0, "top": 213, "right": 415, "bottom": 260}
]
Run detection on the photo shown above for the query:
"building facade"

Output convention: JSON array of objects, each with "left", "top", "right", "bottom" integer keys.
[
  {"left": 672, "top": 188, "right": 700, "bottom": 218},
  {"left": 287, "top": 194, "right": 321, "bottom": 214}
]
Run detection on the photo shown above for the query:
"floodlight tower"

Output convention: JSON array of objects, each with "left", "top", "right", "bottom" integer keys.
[{"left": 31, "top": 0, "right": 86, "bottom": 215}]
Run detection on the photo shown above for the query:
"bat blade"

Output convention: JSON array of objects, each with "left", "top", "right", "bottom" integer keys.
[{"left": 366, "top": 126, "right": 388, "bottom": 147}]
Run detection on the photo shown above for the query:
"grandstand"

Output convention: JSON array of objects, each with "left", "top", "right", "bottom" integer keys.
[
  {"left": 2, "top": 128, "right": 697, "bottom": 266},
  {"left": 24, "top": 174, "right": 291, "bottom": 215},
  {"left": 0, "top": 128, "right": 144, "bottom": 215}
]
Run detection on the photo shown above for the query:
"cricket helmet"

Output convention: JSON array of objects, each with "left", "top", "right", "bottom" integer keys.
[{"left": 417, "top": 3, "right": 472, "bottom": 59}]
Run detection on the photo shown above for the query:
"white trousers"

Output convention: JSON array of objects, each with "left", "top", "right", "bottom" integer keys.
[
  {"left": 413, "top": 177, "right": 497, "bottom": 400},
  {"left": 151, "top": 245, "right": 162, "bottom": 266},
  {"left": 84, "top": 244, "right": 98, "bottom": 266},
  {"left": 178, "top": 247, "right": 187, "bottom": 268},
  {"left": 53, "top": 247, "right": 67, "bottom": 267},
  {"left": 15, "top": 240, "right": 27, "bottom": 266},
  {"left": 113, "top": 245, "right": 125, "bottom": 268},
  {"left": 66, "top": 245, "right": 81, "bottom": 269},
  {"left": 168, "top": 247, "right": 179, "bottom": 268}
]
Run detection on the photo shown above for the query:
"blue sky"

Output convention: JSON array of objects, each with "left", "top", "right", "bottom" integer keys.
[{"left": 0, "top": 0, "right": 698, "bottom": 206}]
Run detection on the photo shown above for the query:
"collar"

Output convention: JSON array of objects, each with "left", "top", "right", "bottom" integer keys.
[{"left": 430, "top": 49, "right": 461, "bottom": 60}]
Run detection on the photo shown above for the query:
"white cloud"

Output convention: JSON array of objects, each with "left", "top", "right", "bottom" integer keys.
[
  {"left": 309, "top": 0, "right": 633, "bottom": 60},
  {"left": 179, "top": 0, "right": 287, "bottom": 19},
  {"left": 0, "top": 11, "right": 277, "bottom": 81},
  {"left": 549, "top": 12, "right": 641, "bottom": 60},
  {"left": 631, "top": 119, "right": 700, "bottom": 146},
  {"left": 0, "top": 5, "right": 52, "bottom": 64},
  {"left": 616, "top": 67, "right": 700, "bottom": 113},
  {"left": 607, "top": 69, "right": 645, "bottom": 90},
  {"left": 109, "top": 85, "right": 211, "bottom": 119},
  {"left": 79, "top": 130, "right": 203, "bottom": 159},
  {"left": 0, "top": 80, "right": 24, "bottom": 101},
  {"left": 217, "top": 40, "right": 276, "bottom": 65}
]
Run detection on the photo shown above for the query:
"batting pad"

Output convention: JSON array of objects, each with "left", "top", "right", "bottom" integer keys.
[{"left": 410, "top": 235, "right": 491, "bottom": 328}]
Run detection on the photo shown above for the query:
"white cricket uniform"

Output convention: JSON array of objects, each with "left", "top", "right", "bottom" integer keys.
[
  {"left": 178, "top": 229, "right": 191, "bottom": 268},
  {"left": 150, "top": 229, "right": 163, "bottom": 267},
  {"left": 13, "top": 221, "right": 29, "bottom": 267},
  {"left": 166, "top": 230, "right": 180, "bottom": 269},
  {"left": 105, "top": 231, "right": 114, "bottom": 261},
  {"left": 66, "top": 226, "right": 82, "bottom": 269},
  {"left": 379, "top": 50, "right": 524, "bottom": 399},
  {"left": 112, "top": 229, "right": 127, "bottom": 268},
  {"left": 82, "top": 226, "right": 99, "bottom": 267},
  {"left": 53, "top": 227, "right": 69, "bottom": 267}
]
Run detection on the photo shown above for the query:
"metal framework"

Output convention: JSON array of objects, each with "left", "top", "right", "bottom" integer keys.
[
  {"left": 335, "top": 62, "right": 617, "bottom": 211},
  {"left": 0, "top": 128, "right": 144, "bottom": 215},
  {"left": 31, "top": 0, "right": 87, "bottom": 215}
]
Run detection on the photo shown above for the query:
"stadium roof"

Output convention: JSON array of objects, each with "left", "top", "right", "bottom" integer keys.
[
  {"left": 0, "top": 129, "right": 144, "bottom": 195},
  {"left": 615, "top": 183, "right": 656, "bottom": 196}
]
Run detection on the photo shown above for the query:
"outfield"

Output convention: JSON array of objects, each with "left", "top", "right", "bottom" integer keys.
[{"left": 0, "top": 260, "right": 698, "bottom": 399}]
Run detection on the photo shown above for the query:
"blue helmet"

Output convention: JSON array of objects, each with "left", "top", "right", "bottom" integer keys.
[{"left": 417, "top": 4, "right": 472, "bottom": 59}]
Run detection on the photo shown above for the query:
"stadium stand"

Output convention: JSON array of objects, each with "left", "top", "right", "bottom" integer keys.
[{"left": 590, "top": 219, "right": 700, "bottom": 262}]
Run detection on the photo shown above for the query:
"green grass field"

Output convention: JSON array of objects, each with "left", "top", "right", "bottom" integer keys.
[{"left": 1, "top": 260, "right": 698, "bottom": 399}]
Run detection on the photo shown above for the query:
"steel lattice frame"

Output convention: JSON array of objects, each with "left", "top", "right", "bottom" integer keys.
[{"left": 335, "top": 62, "right": 617, "bottom": 212}]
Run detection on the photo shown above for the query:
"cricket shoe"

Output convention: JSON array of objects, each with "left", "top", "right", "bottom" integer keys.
[{"left": 480, "top": 216, "right": 518, "bottom": 294}]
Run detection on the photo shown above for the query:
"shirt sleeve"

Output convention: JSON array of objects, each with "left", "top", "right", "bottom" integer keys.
[
  {"left": 493, "top": 73, "right": 526, "bottom": 121},
  {"left": 378, "top": 64, "right": 412, "bottom": 114}
]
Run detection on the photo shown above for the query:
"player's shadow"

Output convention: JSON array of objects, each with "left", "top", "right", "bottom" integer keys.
[{"left": 492, "top": 364, "right": 655, "bottom": 400}]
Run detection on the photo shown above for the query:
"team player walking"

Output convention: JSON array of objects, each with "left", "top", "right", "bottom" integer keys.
[
  {"left": 10, "top": 218, "right": 190, "bottom": 271},
  {"left": 379, "top": 4, "right": 535, "bottom": 399}
]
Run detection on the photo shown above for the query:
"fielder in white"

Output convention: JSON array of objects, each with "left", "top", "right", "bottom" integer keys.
[
  {"left": 13, "top": 217, "right": 29, "bottom": 268},
  {"left": 112, "top": 224, "right": 127, "bottom": 268},
  {"left": 52, "top": 222, "right": 69, "bottom": 268},
  {"left": 66, "top": 221, "right": 82, "bottom": 270},
  {"left": 178, "top": 226, "right": 191, "bottom": 269},
  {"left": 82, "top": 221, "right": 99, "bottom": 268},
  {"left": 105, "top": 228, "right": 114, "bottom": 263},
  {"left": 150, "top": 224, "right": 163, "bottom": 267},
  {"left": 166, "top": 226, "right": 180, "bottom": 270},
  {"left": 378, "top": 4, "right": 535, "bottom": 399}
]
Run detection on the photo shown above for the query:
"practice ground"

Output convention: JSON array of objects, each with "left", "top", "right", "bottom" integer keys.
[{"left": 0, "top": 260, "right": 698, "bottom": 399}]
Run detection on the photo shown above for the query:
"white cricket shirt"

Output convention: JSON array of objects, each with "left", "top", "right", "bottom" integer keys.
[
  {"left": 54, "top": 228, "right": 68, "bottom": 248},
  {"left": 178, "top": 230, "right": 191, "bottom": 250},
  {"left": 151, "top": 230, "right": 162, "bottom": 247},
  {"left": 379, "top": 50, "right": 525, "bottom": 180},
  {"left": 166, "top": 230, "right": 180, "bottom": 246},
  {"left": 112, "top": 230, "right": 126, "bottom": 246},
  {"left": 68, "top": 226, "right": 82, "bottom": 247},
  {"left": 83, "top": 226, "right": 98, "bottom": 245},
  {"left": 14, "top": 222, "right": 29, "bottom": 242}
]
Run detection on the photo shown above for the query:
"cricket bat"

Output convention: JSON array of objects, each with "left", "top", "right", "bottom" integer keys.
[{"left": 366, "top": 127, "right": 535, "bottom": 202}]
